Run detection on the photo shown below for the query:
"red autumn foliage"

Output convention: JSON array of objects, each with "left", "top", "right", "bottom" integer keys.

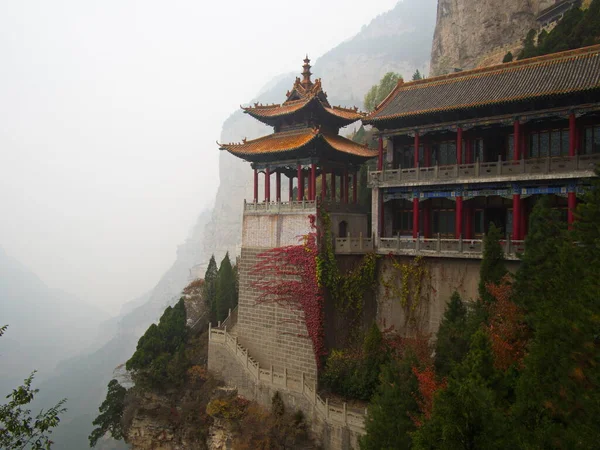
[
  {"left": 382, "top": 326, "right": 433, "bottom": 368},
  {"left": 411, "top": 365, "right": 447, "bottom": 427},
  {"left": 251, "top": 218, "right": 326, "bottom": 368},
  {"left": 484, "top": 276, "right": 528, "bottom": 371}
]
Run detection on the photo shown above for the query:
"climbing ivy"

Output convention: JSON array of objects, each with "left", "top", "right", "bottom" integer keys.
[
  {"left": 381, "top": 255, "right": 430, "bottom": 325},
  {"left": 316, "top": 210, "right": 378, "bottom": 329}
]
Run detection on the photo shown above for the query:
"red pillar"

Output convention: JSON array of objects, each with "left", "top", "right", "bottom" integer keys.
[
  {"left": 288, "top": 176, "right": 293, "bottom": 202},
  {"left": 455, "top": 196, "right": 463, "bottom": 238},
  {"left": 377, "top": 137, "right": 384, "bottom": 171},
  {"left": 331, "top": 172, "right": 336, "bottom": 202},
  {"left": 265, "top": 167, "right": 271, "bottom": 202},
  {"left": 424, "top": 202, "right": 431, "bottom": 238},
  {"left": 514, "top": 120, "right": 521, "bottom": 160},
  {"left": 568, "top": 191, "right": 577, "bottom": 229},
  {"left": 457, "top": 127, "right": 463, "bottom": 165},
  {"left": 275, "top": 171, "right": 281, "bottom": 202},
  {"left": 424, "top": 141, "right": 431, "bottom": 167},
  {"left": 465, "top": 206, "right": 473, "bottom": 239},
  {"left": 412, "top": 198, "right": 419, "bottom": 239},
  {"left": 352, "top": 171, "right": 358, "bottom": 204},
  {"left": 297, "top": 164, "right": 303, "bottom": 201},
  {"left": 512, "top": 194, "right": 521, "bottom": 240},
  {"left": 414, "top": 132, "right": 420, "bottom": 168},
  {"left": 253, "top": 169, "right": 258, "bottom": 202},
  {"left": 321, "top": 169, "right": 327, "bottom": 200},
  {"left": 310, "top": 163, "right": 317, "bottom": 201},
  {"left": 569, "top": 113, "right": 577, "bottom": 157}
]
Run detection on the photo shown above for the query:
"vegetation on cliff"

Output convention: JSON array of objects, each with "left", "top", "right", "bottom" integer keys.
[
  {"left": 515, "top": 0, "right": 600, "bottom": 60},
  {"left": 204, "top": 253, "right": 239, "bottom": 324}
]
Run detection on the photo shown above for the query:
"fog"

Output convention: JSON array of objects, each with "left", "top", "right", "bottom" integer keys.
[{"left": 0, "top": 0, "right": 398, "bottom": 314}]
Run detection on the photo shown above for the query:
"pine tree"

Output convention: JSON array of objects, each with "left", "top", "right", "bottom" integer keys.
[
  {"left": 434, "top": 292, "right": 470, "bottom": 377},
  {"left": 360, "top": 356, "right": 419, "bottom": 450},
  {"left": 502, "top": 51, "right": 513, "bottom": 63},
  {"left": 204, "top": 255, "right": 218, "bottom": 323},
  {"left": 216, "top": 253, "right": 236, "bottom": 322},
  {"left": 412, "top": 69, "right": 423, "bottom": 81},
  {"left": 413, "top": 330, "right": 510, "bottom": 450},
  {"left": 478, "top": 223, "right": 507, "bottom": 304}
]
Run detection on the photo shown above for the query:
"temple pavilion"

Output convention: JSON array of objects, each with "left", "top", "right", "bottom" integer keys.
[{"left": 219, "top": 57, "right": 377, "bottom": 204}]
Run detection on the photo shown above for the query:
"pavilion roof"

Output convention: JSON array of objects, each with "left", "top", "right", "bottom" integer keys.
[
  {"left": 365, "top": 44, "right": 600, "bottom": 128},
  {"left": 242, "top": 58, "right": 365, "bottom": 127},
  {"left": 218, "top": 128, "right": 376, "bottom": 163}
]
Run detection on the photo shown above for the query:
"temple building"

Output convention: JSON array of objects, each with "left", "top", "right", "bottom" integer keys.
[
  {"left": 220, "top": 56, "right": 375, "bottom": 209},
  {"left": 361, "top": 44, "right": 600, "bottom": 259}
]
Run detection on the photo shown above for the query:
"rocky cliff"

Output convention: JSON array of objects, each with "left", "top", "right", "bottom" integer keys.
[
  {"left": 429, "top": 0, "right": 556, "bottom": 75},
  {"left": 202, "top": 0, "right": 437, "bottom": 266}
]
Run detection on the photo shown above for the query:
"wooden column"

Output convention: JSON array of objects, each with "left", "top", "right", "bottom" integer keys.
[
  {"left": 310, "top": 163, "right": 317, "bottom": 201},
  {"left": 569, "top": 113, "right": 577, "bottom": 157},
  {"left": 340, "top": 171, "right": 345, "bottom": 203},
  {"left": 331, "top": 172, "right": 336, "bottom": 202},
  {"left": 265, "top": 167, "right": 271, "bottom": 203},
  {"left": 288, "top": 176, "right": 293, "bottom": 202},
  {"left": 297, "top": 164, "right": 303, "bottom": 201},
  {"left": 457, "top": 127, "right": 463, "bottom": 165},
  {"left": 253, "top": 169, "right": 258, "bottom": 202},
  {"left": 455, "top": 196, "right": 463, "bottom": 238},
  {"left": 321, "top": 168, "right": 327, "bottom": 200},
  {"left": 424, "top": 141, "right": 431, "bottom": 167},
  {"left": 512, "top": 193, "right": 521, "bottom": 240},
  {"left": 514, "top": 120, "right": 521, "bottom": 160},
  {"left": 412, "top": 198, "right": 419, "bottom": 239},
  {"left": 343, "top": 169, "right": 349, "bottom": 204},
  {"left": 377, "top": 137, "right": 384, "bottom": 171},
  {"left": 414, "top": 132, "right": 420, "bottom": 168},
  {"left": 568, "top": 191, "right": 577, "bottom": 229},
  {"left": 352, "top": 171, "right": 358, "bottom": 204},
  {"left": 275, "top": 171, "right": 281, "bottom": 202}
]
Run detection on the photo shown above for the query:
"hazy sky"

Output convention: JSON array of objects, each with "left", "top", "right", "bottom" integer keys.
[{"left": 0, "top": 0, "right": 398, "bottom": 314}]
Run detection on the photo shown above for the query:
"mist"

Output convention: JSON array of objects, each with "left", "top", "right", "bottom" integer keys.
[{"left": 0, "top": 0, "right": 398, "bottom": 314}]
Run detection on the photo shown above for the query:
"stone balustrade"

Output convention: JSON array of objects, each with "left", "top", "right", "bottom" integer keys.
[
  {"left": 209, "top": 320, "right": 367, "bottom": 434},
  {"left": 369, "top": 153, "right": 600, "bottom": 187},
  {"left": 244, "top": 199, "right": 317, "bottom": 214},
  {"left": 335, "top": 236, "right": 524, "bottom": 259}
]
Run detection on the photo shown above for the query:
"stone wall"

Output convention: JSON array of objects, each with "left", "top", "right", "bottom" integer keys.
[
  {"left": 377, "top": 255, "right": 519, "bottom": 335},
  {"left": 237, "top": 211, "right": 318, "bottom": 380},
  {"left": 429, "top": 0, "right": 555, "bottom": 75},
  {"left": 208, "top": 339, "right": 362, "bottom": 450}
]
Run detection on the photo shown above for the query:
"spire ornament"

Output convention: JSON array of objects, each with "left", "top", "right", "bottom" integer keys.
[{"left": 301, "top": 55, "right": 312, "bottom": 88}]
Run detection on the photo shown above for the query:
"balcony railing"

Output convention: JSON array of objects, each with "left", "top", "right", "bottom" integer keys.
[
  {"left": 369, "top": 153, "right": 600, "bottom": 186},
  {"left": 244, "top": 199, "right": 317, "bottom": 213},
  {"left": 334, "top": 236, "right": 525, "bottom": 259}
]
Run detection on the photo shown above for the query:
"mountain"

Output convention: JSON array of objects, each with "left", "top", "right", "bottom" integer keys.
[{"left": 0, "top": 247, "right": 110, "bottom": 394}]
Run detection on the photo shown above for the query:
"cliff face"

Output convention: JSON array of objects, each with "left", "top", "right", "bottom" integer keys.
[
  {"left": 429, "top": 0, "right": 555, "bottom": 75},
  {"left": 201, "top": 0, "right": 437, "bottom": 265}
]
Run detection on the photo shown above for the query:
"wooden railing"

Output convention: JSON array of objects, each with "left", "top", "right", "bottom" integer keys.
[
  {"left": 209, "top": 316, "right": 366, "bottom": 433},
  {"left": 369, "top": 153, "right": 600, "bottom": 186}
]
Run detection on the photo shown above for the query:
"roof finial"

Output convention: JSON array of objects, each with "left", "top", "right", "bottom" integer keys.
[{"left": 301, "top": 55, "right": 312, "bottom": 88}]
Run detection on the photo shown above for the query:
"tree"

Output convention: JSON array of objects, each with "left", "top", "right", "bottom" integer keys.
[
  {"left": 0, "top": 325, "right": 67, "bottom": 450},
  {"left": 502, "top": 51, "right": 514, "bottom": 63},
  {"left": 434, "top": 292, "right": 470, "bottom": 377},
  {"left": 216, "top": 252, "right": 237, "bottom": 322},
  {"left": 412, "top": 69, "right": 423, "bottom": 81},
  {"left": 204, "top": 255, "right": 218, "bottom": 323},
  {"left": 413, "top": 330, "right": 510, "bottom": 450},
  {"left": 89, "top": 379, "right": 127, "bottom": 447},
  {"left": 363, "top": 72, "right": 402, "bottom": 111},
  {"left": 125, "top": 299, "right": 189, "bottom": 389},
  {"left": 360, "top": 356, "right": 419, "bottom": 450},
  {"left": 478, "top": 223, "right": 507, "bottom": 304}
]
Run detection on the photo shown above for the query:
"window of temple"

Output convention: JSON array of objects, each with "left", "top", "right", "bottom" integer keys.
[
  {"left": 399, "top": 144, "right": 424, "bottom": 168},
  {"left": 474, "top": 209, "right": 485, "bottom": 237},
  {"left": 584, "top": 125, "right": 600, "bottom": 154},
  {"left": 338, "top": 220, "right": 348, "bottom": 238},
  {"left": 528, "top": 129, "right": 569, "bottom": 158},
  {"left": 432, "top": 209, "right": 456, "bottom": 237},
  {"left": 431, "top": 141, "right": 457, "bottom": 166}
]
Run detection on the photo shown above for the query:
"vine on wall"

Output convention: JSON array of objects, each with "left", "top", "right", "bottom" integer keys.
[
  {"left": 382, "top": 255, "right": 430, "bottom": 326},
  {"left": 251, "top": 216, "right": 326, "bottom": 368},
  {"left": 316, "top": 210, "right": 378, "bottom": 332}
]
